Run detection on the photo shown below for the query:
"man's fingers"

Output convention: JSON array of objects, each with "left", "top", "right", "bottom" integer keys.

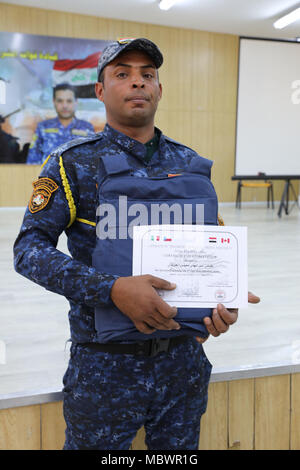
[
  {"left": 211, "top": 307, "right": 230, "bottom": 333},
  {"left": 248, "top": 291, "right": 260, "bottom": 304},
  {"left": 110, "top": 276, "right": 180, "bottom": 331},
  {"left": 217, "top": 304, "right": 238, "bottom": 325},
  {"left": 195, "top": 335, "right": 209, "bottom": 344},
  {"left": 153, "top": 309, "right": 181, "bottom": 330},
  {"left": 136, "top": 321, "right": 156, "bottom": 334},
  {"left": 203, "top": 303, "right": 238, "bottom": 337},
  {"left": 148, "top": 275, "right": 176, "bottom": 291},
  {"left": 203, "top": 317, "right": 220, "bottom": 337},
  {"left": 146, "top": 313, "right": 178, "bottom": 330},
  {"left": 154, "top": 294, "right": 178, "bottom": 318}
]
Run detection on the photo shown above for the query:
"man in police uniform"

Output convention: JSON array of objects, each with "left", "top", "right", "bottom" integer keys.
[
  {"left": 14, "top": 38, "right": 259, "bottom": 450},
  {"left": 26, "top": 83, "right": 94, "bottom": 164}
]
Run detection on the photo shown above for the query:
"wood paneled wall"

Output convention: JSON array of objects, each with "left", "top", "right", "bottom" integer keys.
[
  {"left": 0, "top": 2, "right": 288, "bottom": 206},
  {"left": 1, "top": 374, "right": 300, "bottom": 450}
]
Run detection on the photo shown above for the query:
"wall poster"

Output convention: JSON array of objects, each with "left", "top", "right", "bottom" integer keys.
[{"left": 0, "top": 32, "right": 109, "bottom": 163}]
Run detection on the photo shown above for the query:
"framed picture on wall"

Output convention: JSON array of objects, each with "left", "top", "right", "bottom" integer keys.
[{"left": 0, "top": 32, "right": 110, "bottom": 164}]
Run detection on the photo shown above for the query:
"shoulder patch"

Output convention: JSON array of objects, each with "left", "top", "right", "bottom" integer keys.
[
  {"left": 43, "top": 128, "right": 59, "bottom": 133},
  {"left": 29, "top": 177, "right": 58, "bottom": 214},
  {"left": 51, "top": 133, "right": 103, "bottom": 158},
  {"left": 71, "top": 129, "right": 88, "bottom": 136}
]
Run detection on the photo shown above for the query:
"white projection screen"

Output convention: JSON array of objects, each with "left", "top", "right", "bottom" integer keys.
[{"left": 235, "top": 38, "right": 300, "bottom": 176}]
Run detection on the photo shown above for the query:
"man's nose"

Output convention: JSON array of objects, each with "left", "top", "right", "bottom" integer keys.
[
  {"left": 131, "top": 74, "right": 145, "bottom": 88},
  {"left": 132, "top": 83, "right": 145, "bottom": 88}
]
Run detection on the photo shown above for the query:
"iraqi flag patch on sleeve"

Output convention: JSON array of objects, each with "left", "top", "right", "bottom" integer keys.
[{"left": 29, "top": 177, "right": 58, "bottom": 214}]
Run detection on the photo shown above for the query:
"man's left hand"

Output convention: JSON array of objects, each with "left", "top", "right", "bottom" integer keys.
[{"left": 195, "top": 291, "right": 260, "bottom": 344}]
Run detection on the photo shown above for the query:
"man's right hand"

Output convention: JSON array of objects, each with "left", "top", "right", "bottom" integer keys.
[{"left": 110, "top": 275, "right": 180, "bottom": 334}]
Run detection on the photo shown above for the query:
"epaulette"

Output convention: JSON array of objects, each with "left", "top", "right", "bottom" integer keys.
[
  {"left": 164, "top": 135, "right": 196, "bottom": 152},
  {"left": 53, "top": 132, "right": 103, "bottom": 157}
]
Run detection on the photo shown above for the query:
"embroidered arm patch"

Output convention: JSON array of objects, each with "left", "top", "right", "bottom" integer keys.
[{"left": 29, "top": 177, "right": 58, "bottom": 213}]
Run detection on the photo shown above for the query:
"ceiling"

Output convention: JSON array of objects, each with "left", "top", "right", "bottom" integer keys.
[{"left": 4, "top": 0, "right": 300, "bottom": 40}]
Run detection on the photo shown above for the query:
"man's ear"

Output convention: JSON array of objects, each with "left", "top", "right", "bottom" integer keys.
[
  {"left": 158, "top": 83, "right": 162, "bottom": 101},
  {"left": 95, "top": 82, "right": 104, "bottom": 103}
]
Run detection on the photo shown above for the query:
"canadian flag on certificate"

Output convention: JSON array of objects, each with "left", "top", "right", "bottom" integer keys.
[{"left": 221, "top": 237, "right": 230, "bottom": 244}]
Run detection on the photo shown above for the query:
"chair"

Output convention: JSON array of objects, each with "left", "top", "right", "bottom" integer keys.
[{"left": 235, "top": 181, "right": 274, "bottom": 209}]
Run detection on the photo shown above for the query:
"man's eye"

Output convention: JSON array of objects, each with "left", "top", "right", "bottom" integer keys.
[
  {"left": 144, "top": 73, "right": 154, "bottom": 79},
  {"left": 117, "top": 72, "right": 127, "bottom": 78}
]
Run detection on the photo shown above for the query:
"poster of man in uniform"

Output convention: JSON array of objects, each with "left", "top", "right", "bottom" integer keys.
[{"left": 0, "top": 32, "right": 109, "bottom": 163}]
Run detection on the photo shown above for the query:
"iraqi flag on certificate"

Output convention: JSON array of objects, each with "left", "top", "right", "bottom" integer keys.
[
  {"left": 209, "top": 236, "right": 217, "bottom": 243},
  {"left": 52, "top": 51, "right": 101, "bottom": 98}
]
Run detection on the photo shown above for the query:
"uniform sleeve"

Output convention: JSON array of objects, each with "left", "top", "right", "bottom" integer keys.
[
  {"left": 13, "top": 152, "right": 119, "bottom": 307},
  {"left": 26, "top": 124, "right": 44, "bottom": 164}
]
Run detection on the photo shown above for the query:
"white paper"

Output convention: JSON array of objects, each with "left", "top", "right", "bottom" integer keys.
[{"left": 132, "top": 224, "right": 248, "bottom": 308}]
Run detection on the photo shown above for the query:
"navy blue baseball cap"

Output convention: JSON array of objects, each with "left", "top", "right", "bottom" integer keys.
[{"left": 97, "top": 38, "right": 163, "bottom": 81}]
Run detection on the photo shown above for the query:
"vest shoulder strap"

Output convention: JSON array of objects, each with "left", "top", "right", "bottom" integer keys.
[
  {"left": 100, "top": 153, "right": 132, "bottom": 176},
  {"left": 187, "top": 155, "right": 213, "bottom": 179}
]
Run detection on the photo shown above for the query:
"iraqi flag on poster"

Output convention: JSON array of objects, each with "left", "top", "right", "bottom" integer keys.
[{"left": 52, "top": 51, "right": 101, "bottom": 98}]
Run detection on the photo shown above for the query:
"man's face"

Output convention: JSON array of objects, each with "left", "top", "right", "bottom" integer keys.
[
  {"left": 95, "top": 49, "right": 162, "bottom": 128},
  {"left": 53, "top": 89, "right": 76, "bottom": 120}
]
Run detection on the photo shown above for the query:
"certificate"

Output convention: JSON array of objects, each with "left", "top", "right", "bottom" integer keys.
[{"left": 132, "top": 224, "right": 248, "bottom": 308}]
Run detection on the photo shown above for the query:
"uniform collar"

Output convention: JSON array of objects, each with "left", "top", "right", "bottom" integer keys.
[{"left": 102, "top": 123, "right": 165, "bottom": 164}]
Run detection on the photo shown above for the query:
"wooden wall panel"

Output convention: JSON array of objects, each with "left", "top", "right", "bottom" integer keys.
[
  {"left": 0, "top": 373, "right": 300, "bottom": 449},
  {"left": 255, "top": 374, "right": 290, "bottom": 450},
  {"left": 199, "top": 381, "right": 228, "bottom": 450},
  {"left": 0, "top": 164, "right": 40, "bottom": 206},
  {"left": 228, "top": 379, "right": 254, "bottom": 450},
  {"left": 291, "top": 373, "right": 300, "bottom": 450},
  {"left": 0, "top": 405, "right": 40, "bottom": 450},
  {"left": 41, "top": 401, "right": 65, "bottom": 450}
]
